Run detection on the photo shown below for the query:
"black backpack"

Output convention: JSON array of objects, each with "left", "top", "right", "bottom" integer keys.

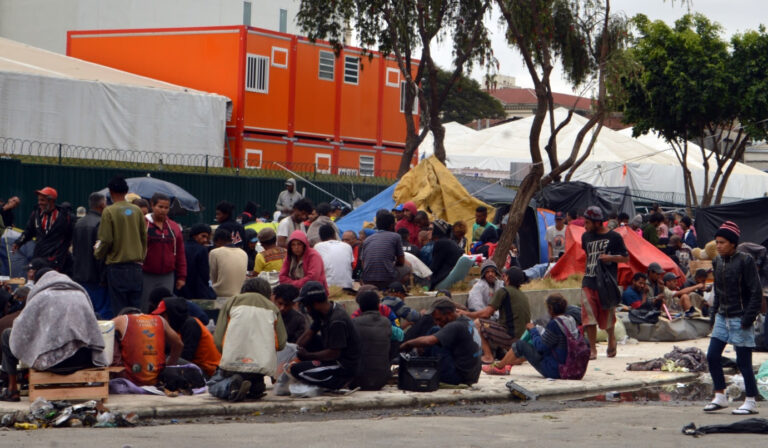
[{"left": 595, "top": 261, "right": 621, "bottom": 310}]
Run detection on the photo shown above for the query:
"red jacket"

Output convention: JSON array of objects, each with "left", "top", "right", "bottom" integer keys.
[
  {"left": 143, "top": 215, "right": 187, "bottom": 281},
  {"left": 279, "top": 230, "right": 328, "bottom": 293}
]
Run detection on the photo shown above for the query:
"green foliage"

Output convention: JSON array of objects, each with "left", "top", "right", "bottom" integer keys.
[{"left": 421, "top": 68, "right": 506, "bottom": 124}]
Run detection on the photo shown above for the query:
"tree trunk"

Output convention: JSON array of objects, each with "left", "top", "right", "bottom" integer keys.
[
  {"left": 397, "top": 133, "right": 420, "bottom": 178},
  {"left": 492, "top": 165, "right": 544, "bottom": 268},
  {"left": 431, "top": 121, "right": 446, "bottom": 164}
]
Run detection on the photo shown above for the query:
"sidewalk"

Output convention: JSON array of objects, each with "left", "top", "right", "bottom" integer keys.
[{"left": 2, "top": 338, "right": 765, "bottom": 420}]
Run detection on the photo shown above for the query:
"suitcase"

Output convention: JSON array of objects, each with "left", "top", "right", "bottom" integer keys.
[{"left": 397, "top": 353, "right": 440, "bottom": 392}]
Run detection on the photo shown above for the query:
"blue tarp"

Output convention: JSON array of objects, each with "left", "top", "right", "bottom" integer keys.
[
  {"left": 336, "top": 182, "right": 399, "bottom": 234},
  {"left": 536, "top": 209, "right": 556, "bottom": 263}
]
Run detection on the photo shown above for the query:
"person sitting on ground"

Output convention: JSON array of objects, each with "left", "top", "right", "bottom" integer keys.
[
  {"left": 417, "top": 229, "right": 434, "bottom": 266},
  {"left": 643, "top": 213, "right": 664, "bottom": 247},
  {"left": 451, "top": 221, "right": 469, "bottom": 253},
  {"left": 244, "top": 229, "right": 258, "bottom": 272},
  {"left": 209, "top": 228, "right": 248, "bottom": 298},
  {"left": 277, "top": 198, "right": 313, "bottom": 248},
  {"left": 414, "top": 211, "right": 431, "bottom": 234},
  {"left": 178, "top": 224, "right": 216, "bottom": 300},
  {"left": 470, "top": 225, "right": 499, "bottom": 258},
  {"left": 665, "top": 235, "right": 693, "bottom": 275},
  {"left": 215, "top": 201, "right": 247, "bottom": 249},
  {"left": 148, "top": 286, "right": 211, "bottom": 327},
  {"left": 0, "top": 286, "right": 28, "bottom": 338},
  {"left": 153, "top": 298, "right": 221, "bottom": 378},
  {"left": 629, "top": 214, "right": 643, "bottom": 237},
  {"left": 341, "top": 230, "right": 363, "bottom": 280},
  {"left": 271, "top": 284, "right": 308, "bottom": 344},
  {"left": 472, "top": 206, "right": 496, "bottom": 242},
  {"left": 646, "top": 262, "right": 665, "bottom": 297},
  {"left": 684, "top": 269, "right": 712, "bottom": 315},
  {"left": 252, "top": 228, "right": 286, "bottom": 275},
  {"left": 657, "top": 272, "right": 706, "bottom": 316},
  {"left": 1, "top": 269, "right": 107, "bottom": 401},
  {"left": 381, "top": 282, "right": 420, "bottom": 329},
  {"left": 395, "top": 202, "right": 421, "bottom": 247},
  {"left": 350, "top": 286, "right": 402, "bottom": 338},
  {"left": 360, "top": 210, "right": 408, "bottom": 290},
  {"left": 279, "top": 230, "right": 328, "bottom": 292},
  {"left": 351, "top": 290, "right": 393, "bottom": 391},
  {"left": 209, "top": 277, "right": 286, "bottom": 402},
  {"left": 306, "top": 202, "right": 340, "bottom": 247},
  {"left": 467, "top": 260, "right": 505, "bottom": 312},
  {"left": 483, "top": 294, "right": 580, "bottom": 378},
  {"left": 112, "top": 306, "right": 183, "bottom": 386},
  {"left": 314, "top": 223, "right": 354, "bottom": 290},
  {"left": 621, "top": 272, "right": 654, "bottom": 310},
  {"left": 399, "top": 298, "right": 482, "bottom": 386},
  {"left": 429, "top": 220, "right": 465, "bottom": 290},
  {"left": 617, "top": 212, "right": 630, "bottom": 226},
  {"left": 680, "top": 216, "right": 697, "bottom": 248},
  {"left": 459, "top": 266, "right": 531, "bottom": 364},
  {"left": 291, "top": 281, "right": 361, "bottom": 391},
  {"left": 398, "top": 228, "right": 420, "bottom": 257}
]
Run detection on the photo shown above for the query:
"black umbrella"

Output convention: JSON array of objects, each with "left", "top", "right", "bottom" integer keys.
[{"left": 96, "top": 175, "right": 200, "bottom": 214}]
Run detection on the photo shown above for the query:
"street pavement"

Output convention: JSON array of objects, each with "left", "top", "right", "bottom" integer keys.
[{"left": 0, "top": 402, "right": 764, "bottom": 447}]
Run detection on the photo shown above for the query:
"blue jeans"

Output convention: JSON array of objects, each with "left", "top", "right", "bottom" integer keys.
[
  {"left": 207, "top": 370, "right": 265, "bottom": 399},
  {"left": 82, "top": 283, "right": 111, "bottom": 320},
  {"left": 426, "top": 344, "right": 463, "bottom": 385}
]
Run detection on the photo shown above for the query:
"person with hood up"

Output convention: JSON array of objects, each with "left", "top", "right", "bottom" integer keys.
[
  {"left": 395, "top": 201, "right": 421, "bottom": 247},
  {"left": 153, "top": 297, "right": 220, "bottom": 378},
  {"left": 275, "top": 178, "right": 303, "bottom": 216},
  {"left": 177, "top": 224, "right": 216, "bottom": 300},
  {"left": 278, "top": 230, "right": 328, "bottom": 293}
]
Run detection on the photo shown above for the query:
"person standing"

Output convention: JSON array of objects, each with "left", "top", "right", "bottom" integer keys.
[
  {"left": 215, "top": 201, "right": 247, "bottom": 249},
  {"left": 177, "top": 224, "right": 216, "bottom": 300},
  {"left": 546, "top": 211, "right": 567, "bottom": 261},
  {"left": 275, "top": 178, "right": 303, "bottom": 217},
  {"left": 12, "top": 187, "right": 74, "bottom": 275},
  {"left": 580, "top": 206, "right": 628, "bottom": 360},
  {"left": 94, "top": 176, "right": 148, "bottom": 316},
  {"left": 680, "top": 216, "right": 697, "bottom": 248},
  {"left": 72, "top": 193, "right": 110, "bottom": 318},
  {"left": 471, "top": 206, "right": 496, "bottom": 242},
  {"left": 141, "top": 193, "right": 187, "bottom": 313},
  {"left": 704, "top": 221, "right": 762, "bottom": 415},
  {"left": 276, "top": 198, "right": 313, "bottom": 248}
]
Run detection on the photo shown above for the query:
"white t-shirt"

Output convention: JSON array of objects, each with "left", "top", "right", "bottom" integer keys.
[
  {"left": 546, "top": 224, "right": 566, "bottom": 257},
  {"left": 314, "top": 240, "right": 354, "bottom": 288},
  {"left": 277, "top": 216, "right": 306, "bottom": 239}
]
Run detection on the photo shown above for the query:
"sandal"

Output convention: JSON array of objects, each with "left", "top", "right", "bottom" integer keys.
[
  {"left": 606, "top": 344, "right": 617, "bottom": 358},
  {"left": 732, "top": 407, "right": 759, "bottom": 415},
  {"left": 0, "top": 389, "right": 20, "bottom": 402},
  {"left": 482, "top": 363, "right": 511, "bottom": 375},
  {"left": 589, "top": 351, "right": 598, "bottom": 361},
  {"left": 703, "top": 402, "right": 727, "bottom": 412}
]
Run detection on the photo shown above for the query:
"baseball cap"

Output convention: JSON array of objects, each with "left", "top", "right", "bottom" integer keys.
[
  {"left": 151, "top": 300, "right": 167, "bottom": 315},
  {"left": 245, "top": 228, "right": 258, "bottom": 244},
  {"left": 647, "top": 262, "right": 664, "bottom": 274},
  {"left": 294, "top": 281, "right": 327, "bottom": 304},
  {"left": 35, "top": 187, "right": 58, "bottom": 200},
  {"left": 555, "top": 211, "right": 565, "bottom": 220},
  {"left": 662, "top": 272, "right": 679, "bottom": 282},
  {"left": 387, "top": 281, "right": 406, "bottom": 294},
  {"left": 27, "top": 258, "right": 49, "bottom": 272},
  {"left": 427, "top": 298, "right": 457, "bottom": 314},
  {"left": 258, "top": 227, "right": 277, "bottom": 243},
  {"left": 584, "top": 206, "right": 604, "bottom": 222},
  {"left": 392, "top": 204, "right": 404, "bottom": 212}
]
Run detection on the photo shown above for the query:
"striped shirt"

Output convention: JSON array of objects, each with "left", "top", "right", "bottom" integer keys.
[{"left": 361, "top": 231, "right": 403, "bottom": 284}]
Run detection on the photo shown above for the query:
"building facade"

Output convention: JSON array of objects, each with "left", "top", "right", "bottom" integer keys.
[{"left": 68, "top": 26, "right": 418, "bottom": 177}]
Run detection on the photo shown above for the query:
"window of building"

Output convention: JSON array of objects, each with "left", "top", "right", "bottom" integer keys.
[
  {"left": 272, "top": 47, "right": 288, "bottom": 68},
  {"left": 279, "top": 8, "right": 288, "bottom": 33},
  {"left": 318, "top": 51, "right": 335, "bottom": 81},
  {"left": 359, "top": 155, "right": 375, "bottom": 177},
  {"left": 344, "top": 55, "right": 359, "bottom": 84},
  {"left": 246, "top": 54, "right": 269, "bottom": 93},
  {"left": 386, "top": 67, "right": 400, "bottom": 87},
  {"left": 399, "top": 81, "right": 418, "bottom": 114},
  {"left": 245, "top": 149, "right": 263, "bottom": 169},
  {"left": 315, "top": 153, "right": 332, "bottom": 173},
  {"left": 243, "top": 1, "right": 252, "bottom": 26}
]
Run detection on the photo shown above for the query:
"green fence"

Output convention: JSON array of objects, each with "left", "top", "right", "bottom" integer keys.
[{"left": 0, "top": 158, "right": 390, "bottom": 228}]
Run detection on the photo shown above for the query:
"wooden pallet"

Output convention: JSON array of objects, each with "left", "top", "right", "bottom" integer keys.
[{"left": 29, "top": 368, "right": 109, "bottom": 402}]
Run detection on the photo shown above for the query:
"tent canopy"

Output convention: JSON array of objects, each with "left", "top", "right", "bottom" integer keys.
[
  {"left": 453, "top": 175, "right": 516, "bottom": 206},
  {"left": 535, "top": 181, "right": 636, "bottom": 218},
  {"left": 336, "top": 182, "right": 397, "bottom": 234},
  {"left": 695, "top": 197, "right": 768, "bottom": 247},
  {"left": 549, "top": 225, "right": 684, "bottom": 286}
]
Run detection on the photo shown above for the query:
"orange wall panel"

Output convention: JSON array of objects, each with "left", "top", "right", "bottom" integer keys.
[
  {"left": 243, "top": 32, "right": 291, "bottom": 133},
  {"left": 68, "top": 30, "right": 241, "bottom": 126},
  {"left": 339, "top": 52, "right": 378, "bottom": 143},
  {"left": 242, "top": 138, "right": 287, "bottom": 169},
  {"left": 293, "top": 41, "right": 336, "bottom": 138}
]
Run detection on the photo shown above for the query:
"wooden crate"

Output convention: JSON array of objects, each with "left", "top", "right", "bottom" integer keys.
[{"left": 29, "top": 368, "right": 109, "bottom": 402}]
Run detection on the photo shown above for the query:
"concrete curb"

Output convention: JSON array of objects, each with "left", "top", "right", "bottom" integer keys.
[{"left": 118, "top": 372, "right": 702, "bottom": 420}]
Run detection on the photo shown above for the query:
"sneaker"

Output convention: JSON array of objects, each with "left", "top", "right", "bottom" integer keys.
[
  {"left": 227, "top": 375, "right": 251, "bottom": 402},
  {"left": 482, "top": 363, "right": 511, "bottom": 375}
]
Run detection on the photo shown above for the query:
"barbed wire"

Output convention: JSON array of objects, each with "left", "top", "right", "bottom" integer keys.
[{"left": 0, "top": 136, "right": 397, "bottom": 184}]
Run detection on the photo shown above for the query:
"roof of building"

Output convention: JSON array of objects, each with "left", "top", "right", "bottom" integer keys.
[
  {"left": 487, "top": 87, "right": 593, "bottom": 112},
  {"left": 0, "top": 37, "right": 216, "bottom": 95}
]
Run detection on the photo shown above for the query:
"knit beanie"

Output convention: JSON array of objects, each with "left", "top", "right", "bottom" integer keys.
[{"left": 714, "top": 221, "right": 740, "bottom": 245}]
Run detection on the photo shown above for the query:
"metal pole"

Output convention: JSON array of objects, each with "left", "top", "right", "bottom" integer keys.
[
  {"left": 205, "top": 155, "right": 209, "bottom": 174},
  {"left": 272, "top": 162, "right": 352, "bottom": 208},
  {"left": 58, "top": 144, "right": 62, "bottom": 165}
]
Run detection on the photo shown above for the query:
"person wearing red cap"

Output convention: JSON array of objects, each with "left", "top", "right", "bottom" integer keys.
[
  {"left": 12, "top": 186, "right": 74, "bottom": 275},
  {"left": 704, "top": 220, "right": 762, "bottom": 415},
  {"left": 395, "top": 201, "right": 421, "bottom": 247}
]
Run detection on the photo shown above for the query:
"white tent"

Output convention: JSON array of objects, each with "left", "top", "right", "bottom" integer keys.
[
  {"left": 0, "top": 37, "right": 230, "bottom": 166},
  {"left": 419, "top": 108, "right": 768, "bottom": 204}
]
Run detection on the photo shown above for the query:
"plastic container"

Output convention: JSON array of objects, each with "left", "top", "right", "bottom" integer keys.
[{"left": 98, "top": 320, "right": 115, "bottom": 364}]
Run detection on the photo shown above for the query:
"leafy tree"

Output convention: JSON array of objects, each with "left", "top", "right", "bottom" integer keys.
[
  {"left": 622, "top": 14, "right": 768, "bottom": 208},
  {"left": 491, "top": 0, "right": 628, "bottom": 268},
  {"left": 296, "top": 0, "right": 494, "bottom": 178},
  {"left": 421, "top": 68, "right": 506, "bottom": 124}
]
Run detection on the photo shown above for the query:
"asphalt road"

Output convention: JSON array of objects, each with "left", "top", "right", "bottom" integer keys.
[{"left": 0, "top": 401, "right": 763, "bottom": 448}]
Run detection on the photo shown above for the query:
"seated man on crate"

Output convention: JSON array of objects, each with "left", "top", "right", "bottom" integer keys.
[
  {"left": 399, "top": 298, "right": 482, "bottom": 386},
  {"left": 1, "top": 268, "right": 107, "bottom": 402}
]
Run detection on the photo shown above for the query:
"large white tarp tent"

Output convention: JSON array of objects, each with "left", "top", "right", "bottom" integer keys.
[
  {"left": 420, "top": 108, "right": 768, "bottom": 204},
  {"left": 0, "top": 38, "right": 230, "bottom": 165}
]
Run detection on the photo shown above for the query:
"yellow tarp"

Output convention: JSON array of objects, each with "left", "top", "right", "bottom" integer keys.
[{"left": 394, "top": 156, "right": 495, "bottom": 235}]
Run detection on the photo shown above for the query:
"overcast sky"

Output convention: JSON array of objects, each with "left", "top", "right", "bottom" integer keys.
[{"left": 432, "top": 0, "right": 767, "bottom": 96}]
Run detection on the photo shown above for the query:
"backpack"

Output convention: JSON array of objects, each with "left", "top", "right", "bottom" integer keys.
[{"left": 551, "top": 316, "right": 590, "bottom": 380}]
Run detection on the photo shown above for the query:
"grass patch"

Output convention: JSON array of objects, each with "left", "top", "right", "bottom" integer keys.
[{"left": 522, "top": 274, "right": 583, "bottom": 291}]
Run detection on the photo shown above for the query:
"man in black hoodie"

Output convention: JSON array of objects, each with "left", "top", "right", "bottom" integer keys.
[
  {"left": 153, "top": 297, "right": 220, "bottom": 378},
  {"left": 215, "top": 201, "right": 246, "bottom": 249},
  {"left": 177, "top": 224, "right": 216, "bottom": 301}
]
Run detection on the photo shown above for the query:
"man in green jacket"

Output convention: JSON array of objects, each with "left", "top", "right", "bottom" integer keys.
[{"left": 94, "top": 176, "right": 147, "bottom": 316}]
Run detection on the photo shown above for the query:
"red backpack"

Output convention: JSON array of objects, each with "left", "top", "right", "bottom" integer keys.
[{"left": 551, "top": 317, "right": 590, "bottom": 380}]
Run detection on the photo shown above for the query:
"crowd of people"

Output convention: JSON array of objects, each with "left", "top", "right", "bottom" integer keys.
[{"left": 0, "top": 180, "right": 762, "bottom": 416}]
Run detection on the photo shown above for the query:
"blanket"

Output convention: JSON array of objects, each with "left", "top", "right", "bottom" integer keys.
[{"left": 10, "top": 271, "right": 106, "bottom": 370}]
